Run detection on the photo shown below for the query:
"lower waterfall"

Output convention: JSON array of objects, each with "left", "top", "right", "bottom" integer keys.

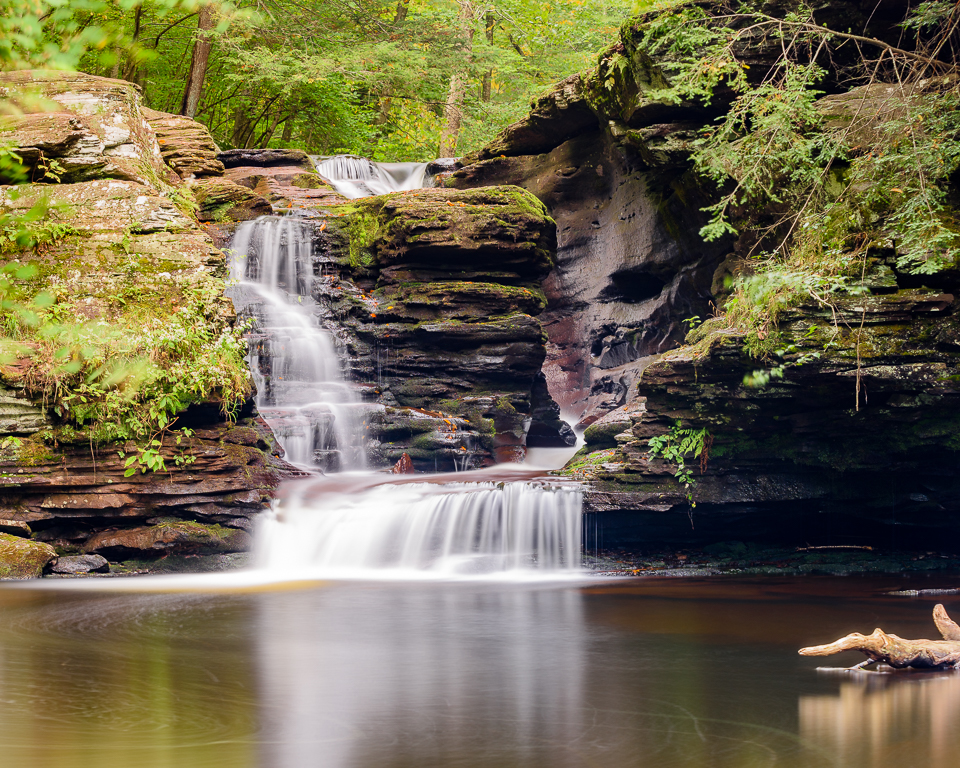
[{"left": 256, "top": 471, "right": 583, "bottom": 577}]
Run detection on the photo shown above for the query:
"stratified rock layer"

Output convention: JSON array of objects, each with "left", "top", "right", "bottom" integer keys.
[
  {"left": 0, "top": 72, "right": 291, "bottom": 574},
  {"left": 452, "top": 1, "right": 960, "bottom": 548},
  {"left": 248, "top": 184, "right": 573, "bottom": 469},
  {"left": 449, "top": 65, "right": 725, "bottom": 426}
]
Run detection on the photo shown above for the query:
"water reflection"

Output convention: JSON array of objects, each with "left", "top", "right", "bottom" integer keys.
[
  {"left": 801, "top": 672, "right": 960, "bottom": 768},
  {"left": 0, "top": 577, "right": 958, "bottom": 767},
  {"left": 254, "top": 585, "right": 586, "bottom": 768},
  {"left": 0, "top": 591, "right": 256, "bottom": 768}
]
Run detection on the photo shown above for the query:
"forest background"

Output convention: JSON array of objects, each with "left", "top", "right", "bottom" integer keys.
[{"left": 3, "top": 0, "right": 655, "bottom": 161}]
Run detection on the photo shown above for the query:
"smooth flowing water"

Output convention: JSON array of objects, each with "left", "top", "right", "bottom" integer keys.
[
  {"left": 257, "top": 469, "right": 582, "bottom": 577},
  {"left": 228, "top": 216, "right": 366, "bottom": 470},
  {"left": 3, "top": 575, "right": 960, "bottom": 768},
  {"left": 317, "top": 155, "right": 429, "bottom": 199},
  {"left": 227, "top": 211, "right": 582, "bottom": 578}
]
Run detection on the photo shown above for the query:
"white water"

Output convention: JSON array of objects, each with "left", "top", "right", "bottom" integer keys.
[
  {"left": 228, "top": 216, "right": 366, "bottom": 470},
  {"left": 222, "top": 180, "right": 583, "bottom": 581},
  {"left": 256, "top": 470, "right": 583, "bottom": 578},
  {"left": 317, "top": 154, "right": 429, "bottom": 199}
]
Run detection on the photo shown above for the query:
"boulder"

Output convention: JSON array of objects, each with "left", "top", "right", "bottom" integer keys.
[
  {"left": 192, "top": 177, "right": 273, "bottom": 222},
  {"left": 0, "top": 534, "right": 56, "bottom": 579},
  {"left": 83, "top": 521, "right": 251, "bottom": 558},
  {"left": 142, "top": 107, "right": 225, "bottom": 178},
  {"left": 342, "top": 186, "right": 555, "bottom": 279},
  {"left": 0, "top": 70, "right": 171, "bottom": 186},
  {"left": 48, "top": 554, "right": 109, "bottom": 575}
]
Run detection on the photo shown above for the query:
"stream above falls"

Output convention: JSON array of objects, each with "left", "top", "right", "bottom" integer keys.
[{"left": 315, "top": 155, "right": 431, "bottom": 198}]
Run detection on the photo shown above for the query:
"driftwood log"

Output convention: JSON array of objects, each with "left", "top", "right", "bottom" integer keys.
[{"left": 799, "top": 604, "right": 960, "bottom": 669}]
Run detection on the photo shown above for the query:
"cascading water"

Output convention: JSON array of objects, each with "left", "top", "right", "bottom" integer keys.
[
  {"left": 317, "top": 155, "right": 429, "bottom": 199},
  {"left": 226, "top": 169, "right": 583, "bottom": 578},
  {"left": 256, "top": 471, "right": 583, "bottom": 577},
  {"left": 228, "top": 216, "right": 366, "bottom": 471}
]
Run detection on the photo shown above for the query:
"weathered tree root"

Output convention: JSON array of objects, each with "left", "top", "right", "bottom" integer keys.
[{"left": 799, "top": 604, "right": 960, "bottom": 669}]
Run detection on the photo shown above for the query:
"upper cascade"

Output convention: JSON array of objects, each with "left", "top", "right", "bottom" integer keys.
[{"left": 316, "top": 154, "right": 430, "bottom": 199}]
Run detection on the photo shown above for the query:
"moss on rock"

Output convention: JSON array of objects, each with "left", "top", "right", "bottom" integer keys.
[{"left": 0, "top": 533, "right": 56, "bottom": 579}]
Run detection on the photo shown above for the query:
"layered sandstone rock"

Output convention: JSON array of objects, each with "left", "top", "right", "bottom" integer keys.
[
  {"left": 236, "top": 184, "right": 574, "bottom": 470},
  {"left": 451, "top": 1, "right": 960, "bottom": 548},
  {"left": 0, "top": 72, "right": 291, "bottom": 575}
]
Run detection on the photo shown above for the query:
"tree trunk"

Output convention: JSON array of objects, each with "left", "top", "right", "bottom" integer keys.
[
  {"left": 231, "top": 101, "right": 252, "bottom": 148},
  {"left": 481, "top": 12, "right": 494, "bottom": 102},
  {"left": 799, "top": 604, "right": 960, "bottom": 669},
  {"left": 393, "top": 0, "right": 410, "bottom": 26},
  {"left": 122, "top": 5, "right": 144, "bottom": 85},
  {"left": 438, "top": 0, "right": 475, "bottom": 158},
  {"left": 180, "top": 3, "right": 217, "bottom": 119}
]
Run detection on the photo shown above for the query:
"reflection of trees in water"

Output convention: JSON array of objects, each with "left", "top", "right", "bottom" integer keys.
[{"left": 800, "top": 674, "right": 960, "bottom": 768}]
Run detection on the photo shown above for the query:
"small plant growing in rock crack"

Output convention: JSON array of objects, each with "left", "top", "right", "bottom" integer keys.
[
  {"left": 647, "top": 421, "right": 711, "bottom": 503},
  {"left": 119, "top": 427, "right": 196, "bottom": 476},
  {"left": 743, "top": 344, "right": 821, "bottom": 388}
]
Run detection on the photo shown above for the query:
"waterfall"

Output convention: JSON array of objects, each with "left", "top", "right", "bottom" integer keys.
[
  {"left": 228, "top": 216, "right": 366, "bottom": 471},
  {"left": 224, "top": 183, "right": 583, "bottom": 579},
  {"left": 255, "top": 473, "right": 583, "bottom": 576},
  {"left": 317, "top": 155, "right": 429, "bottom": 199}
]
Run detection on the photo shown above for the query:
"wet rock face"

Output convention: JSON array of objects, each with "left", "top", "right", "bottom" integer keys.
[
  {"left": 300, "top": 185, "right": 573, "bottom": 468},
  {"left": 451, "top": 128, "right": 724, "bottom": 425},
  {"left": 570, "top": 287, "right": 960, "bottom": 549},
  {"left": 1, "top": 419, "right": 285, "bottom": 562}
]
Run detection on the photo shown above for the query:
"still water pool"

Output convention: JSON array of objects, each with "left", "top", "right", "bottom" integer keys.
[{"left": 0, "top": 575, "right": 957, "bottom": 768}]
